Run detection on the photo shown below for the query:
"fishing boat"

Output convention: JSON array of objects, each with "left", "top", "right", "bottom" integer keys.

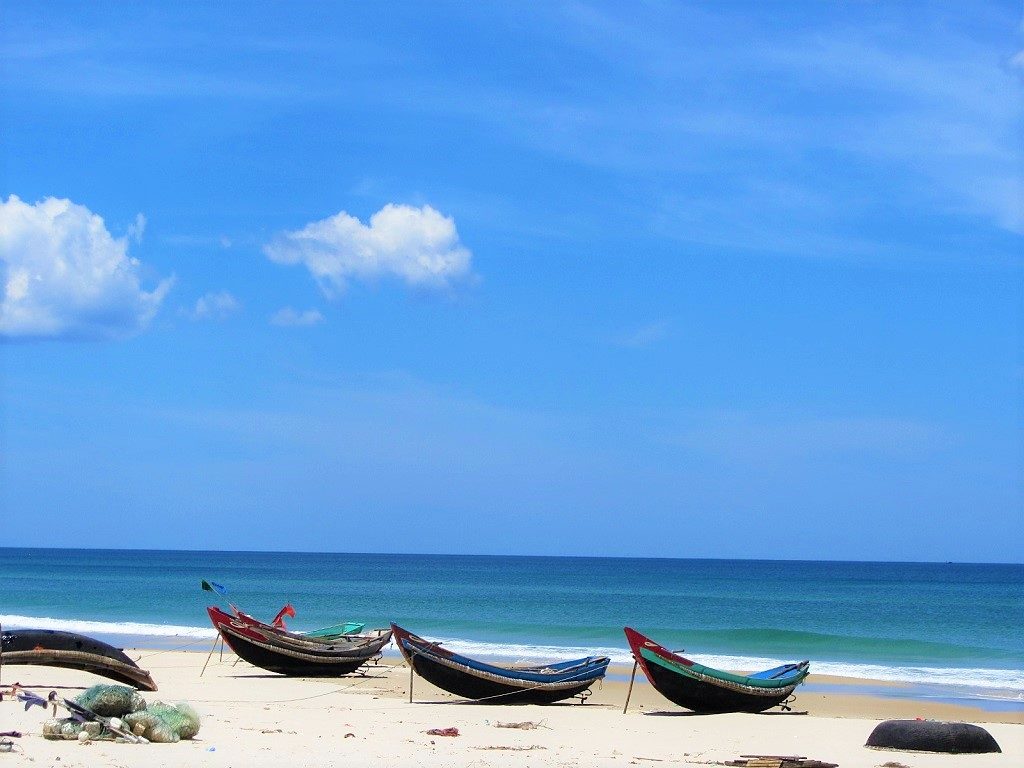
[
  {"left": 207, "top": 606, "right": 391, "bottom": 677},
  {"left": 230, "top": 608, "right": 365, "bottom": 643},
  {"left": 623, "top": 627, "right": 809, "bottom": 713},
  {"left": 0, "top": 628, "right": 157, "bottom": 691},
  {"left": 391, "top": 623, "right": 610, "bottom": 704},
  {"left": 201, "top": 580, "right": 365, "bottom": 638}
]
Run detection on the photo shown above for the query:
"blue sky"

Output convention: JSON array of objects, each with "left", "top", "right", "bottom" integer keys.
[{"left": 1, "top": 2, "right": 1020, "bottom": 561}]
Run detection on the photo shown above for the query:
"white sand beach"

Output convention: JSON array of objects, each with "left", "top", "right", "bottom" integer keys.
[{"left": 1, "top": 650, "right": 1020, "bottom": 768}]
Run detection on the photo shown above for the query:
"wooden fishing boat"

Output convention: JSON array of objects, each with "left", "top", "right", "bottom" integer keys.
[
  {"left": 201, "top": 580, "right": 365, "bottom": 638},
  {"left": 624, "top": 627, "right": 809, "bottom": 713},
  {"left": 392, "top": 623, "right": 610, "bottom": 704},
  {"left": 0, "top": 628, "right": 157, "bottom": 691},
  {"left": 207, "top": 607, "right": 391, "bottom": 676},
  {"left": 230, "top": 609, "right": 365, "bottom": 645}
]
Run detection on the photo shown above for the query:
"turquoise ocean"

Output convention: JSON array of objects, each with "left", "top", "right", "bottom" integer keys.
[{"left": 2, "top": 549, "right": 1021, "bottom": 709}]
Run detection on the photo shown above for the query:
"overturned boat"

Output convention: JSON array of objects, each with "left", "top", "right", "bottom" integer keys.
[
  {"left": 0, "top": 628, "right": 157, "bottom": 691},
  {"left": 624, "top": 627, "right": 808, "bottom": 713},
  {"left": 207, "top": 606, "right": 390, "bottom": 676},
  {"left": 392, "top": 623, "right": 610, "bottom": 704}
]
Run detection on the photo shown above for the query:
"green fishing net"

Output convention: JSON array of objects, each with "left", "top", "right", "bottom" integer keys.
[
  {"left": 124, "top": 701, "right": 201, "bottom": 743},
  {"left": 40, "top": 685, "right": 200, "bottom": 743},
  {"left": 74, "top": 684, "right": 146, "bottom": 716}
]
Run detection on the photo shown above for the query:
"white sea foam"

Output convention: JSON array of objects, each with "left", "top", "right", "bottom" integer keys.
[
  {"left": 430, "top": 636, "right": 1024, "bottom": 691},
  {"left": 0, "top": 614, "right": 216, "bottom": 639}
]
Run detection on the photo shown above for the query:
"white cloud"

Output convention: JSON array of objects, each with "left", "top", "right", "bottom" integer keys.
[
  {"left": 126, "top": 213, "right": 146, "bottom": 243},
  {"left": 0, "top": 195, "right": 173, "bottom": 340},
  {"left": 185, "top": 291, "right": 240, "bottom": 320},
  {"left": 270, "top": 307, "right": 324, "bottom": 327},
  {"left": 264, "top": 204, "right": 473, "bottom": 295},
  {"left": 612, "top": 320, "right": 670, "bottom": 348}
]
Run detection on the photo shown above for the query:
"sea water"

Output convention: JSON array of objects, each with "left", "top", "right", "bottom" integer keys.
[{"left": 2, "top": 549, "right": 1021, "bottom": 708}]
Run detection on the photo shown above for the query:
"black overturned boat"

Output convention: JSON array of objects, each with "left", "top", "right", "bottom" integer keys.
[
  {"left": 207, "top": 606, "right": 391, "bottom": 676},
  {"left": 392, "top": 623, "right": 610, "bottom": 704},
  {"left": 0, "top": 628, "right": 157, "bottom": 691}
]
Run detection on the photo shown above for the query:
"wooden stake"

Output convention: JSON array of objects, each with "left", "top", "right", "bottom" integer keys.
[
  {"left": 623, "top": 659, "right": 639, "bottom": 714},
  {"left": 408, "top": 657, "right": 415, "bottom": 703},
  {"left": 200, "top": 633, "right": 220, "bottom": 677}
]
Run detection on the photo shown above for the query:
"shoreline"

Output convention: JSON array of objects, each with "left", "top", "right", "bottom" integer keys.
[
  {"left": 0, "top": 649, "right": 1020, "bottom": 768},
  {"left": 3, "top": 649, "right": 1020, "bottom": 723},
  {"left": 4, "top": 616, "right": 1021, "bottom": 693}
]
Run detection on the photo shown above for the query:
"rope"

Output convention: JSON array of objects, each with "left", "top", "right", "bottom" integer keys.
[
  {"left": 190, "top": 670, "right": 383, "bottom": 705},
  {"left": 133, "top": 636, "right": 216, "bottom": 659},
  {"left": 3, "top": 661, "right": 611, "bottom": 716}
]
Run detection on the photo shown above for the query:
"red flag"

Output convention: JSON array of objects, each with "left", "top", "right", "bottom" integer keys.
[{"left": 272, "top": 604, "right": 296, "bottom": 628}]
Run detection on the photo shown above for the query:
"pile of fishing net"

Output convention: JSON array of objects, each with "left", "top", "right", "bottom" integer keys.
[{"left": 42, "top": 684, "right": 200, "bottom": 744}]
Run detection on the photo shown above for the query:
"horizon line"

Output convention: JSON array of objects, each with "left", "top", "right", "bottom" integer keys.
[{"left": 1, "top": 545, "right": 1020, "bottom": 567}]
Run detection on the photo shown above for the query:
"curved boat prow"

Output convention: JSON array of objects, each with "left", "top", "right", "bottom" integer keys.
[
  {"left": 624, "top": 626, "right": 808, "bottom": 714},
  {"left": 0, "top": 629, "right": 158, "bottom": 691}
]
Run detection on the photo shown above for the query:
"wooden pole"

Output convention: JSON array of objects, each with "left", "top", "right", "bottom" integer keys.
[
  {"left": 200, "top": 633, "right": 220, "bottom": 677},
  {"left": 408, "top": 657, "right": 415, "bottom": 703},
  {"left": 219, "top": 636, "right": 224, "bottom": 662},
  {"left": 622, "top": 659, "right": 639, "bottom": 714}
]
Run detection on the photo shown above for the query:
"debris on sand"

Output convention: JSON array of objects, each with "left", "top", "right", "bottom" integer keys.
[
  {"left": 476, "top": 744, "right": 547, "bottom": 751},
  {"left": 425, "top": 727, "right": 460, "bottom": 737},
  {"left": 720, "top": 757, "right": 838, "bottom": 768},
  {"left": 494, "top": 720, "right": 549, "bottom": 730}
]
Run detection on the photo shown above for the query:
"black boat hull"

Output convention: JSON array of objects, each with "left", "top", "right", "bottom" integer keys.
[
  {"left": 209, "top": 608, "right": 391, "bottom": 677},
  {"left": 0, "top": 629, "right": 157, "bottom": 691},
  {"left": 643, "top": 654, "right": 797, "bottom": 713},
  {"left": 408, "top": 651, "right": 597, "bottom": 704},
  {"left": 392, "top": 624, "right": 608, "bottom": 705},
  {"left": 219, "top": 627, "right": 386, "bottom": 676}
]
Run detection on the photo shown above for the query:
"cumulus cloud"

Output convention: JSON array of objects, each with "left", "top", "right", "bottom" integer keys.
[
  {"left": 270, "top": 307, "right": 324, "bottom": 327},
  {"left": 185, "top": 291, "right": 240, "bottom": 320},
  {"left": 0, "top": 195, "right": 173, "bottom": 340},
  {"left": 264, "top": 204, "right": 473, "bottom": 295}
]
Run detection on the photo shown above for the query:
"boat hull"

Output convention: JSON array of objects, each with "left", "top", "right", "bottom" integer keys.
[
  {"left": 208, "top": 607, "right": 391, "bottom": 677},
  {"left": 640, "top": 651, "right": 799, "bottom": 713},
  {"left": 393, "top": 624, "right": 609, "bottom": 705},
  {"left": 0, "top": 629, "right": 157, "bottom": 691},
  {"left": 624, "top": 627, "right": 808, "bottom": 714},
  {"left": 408, "top": 651, "right": 598, "bottom": 704}
]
